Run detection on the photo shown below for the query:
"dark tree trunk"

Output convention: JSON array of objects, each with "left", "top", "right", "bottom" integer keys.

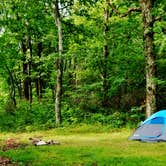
[
  {"left": 102, "top": 0, "right": 110, "bottom": 108},
  {"left": 28, "top": 36, "right": 33, "bottom": 103},
  {"left": 36, "top": 78, "right": 43, "bottom": 100},
  {"left": 5, "top": 65, "right": 17, "bottom": 107},
  {"left": 54, "top": 0, "right": 63, "bottom": 125},
  {"left": 23, "top": 62, "right": 30, "bottom": 100},
  {"left": 36, "top": 42, "right": 43, "bottom": 100},
  {"left": 21, "top": 39, "right": 30, "bottom": 101},
  {"left": 17, "top": 65, "right": 23, "bottom": 99},
  {"left": 140, "top": 0, "right": 156, "bottom": 117},
  {"left": 21, "top": 37, "right": 33, "bottom": 103}
]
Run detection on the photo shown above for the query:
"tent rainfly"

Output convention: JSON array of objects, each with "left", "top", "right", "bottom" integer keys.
[{"left": 129, "top": 110, "right": 166, "bottom": 142}]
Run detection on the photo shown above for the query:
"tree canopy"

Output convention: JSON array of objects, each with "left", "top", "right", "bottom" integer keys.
[{"left": 0, "top": 0, "right": 166, "bottom": 130}]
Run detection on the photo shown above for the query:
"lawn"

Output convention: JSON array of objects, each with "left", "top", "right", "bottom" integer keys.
[{"left": 0, "top": 125, "right": 166, "bottom": 166}]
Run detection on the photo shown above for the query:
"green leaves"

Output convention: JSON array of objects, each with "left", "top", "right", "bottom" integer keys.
[{"left": 0, "top": 0, "right": 166, "bottom": 127}]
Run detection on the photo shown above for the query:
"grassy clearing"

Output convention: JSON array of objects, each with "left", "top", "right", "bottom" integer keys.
[{"left": 0, "top": 125, "right": 166, "bottom": 166}]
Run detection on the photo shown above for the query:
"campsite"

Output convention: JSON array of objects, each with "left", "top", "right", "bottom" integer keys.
[
  {"left": 1, "top": 126, "right": 166, "bottom": 166},
  {"left": 1, "top": 0, "right": 166, "bottom": 165}
]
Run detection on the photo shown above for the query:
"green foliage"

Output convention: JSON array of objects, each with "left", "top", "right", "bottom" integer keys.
[
  {"left": 0, "top": 100, "right": 136, "bottom": 131},
  {"left": 84, "top": 112, "right": 126, "bottom": 128},
  {"left": 0, "top": 112, "right": 15, "bottom": 131},
  {"left": 129, "top": 106, "right": 145, "bottom": 126},
  {"left": 61, "top": 106, "right": 84, "bottom": 125},
  {"left": 0, "top": 0, "right": 166, "bottom": 130},
  {"left": 0, "top": 100, "right": 55, "bottom": 132}
]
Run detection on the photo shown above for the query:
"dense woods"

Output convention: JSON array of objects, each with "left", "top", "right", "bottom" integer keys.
[{"left": 0, "top": 0, "right": 166, "bottom": 131}]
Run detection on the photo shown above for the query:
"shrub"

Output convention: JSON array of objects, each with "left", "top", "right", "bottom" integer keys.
[
  {"left": 83, "top": 112, "right": 126, "bottom": 128},
  {"left": 0, "top": 98, "right": 140, "bottom": 132},
  {"left": 0, "top": 100, "right": 55, "bottom": 132},
  {"left": 88, "top": 113, "right": 105, "bottom": 124},
  {"left": 61, "top": 104, "right": 84, "bottom": 125},
  {"left": 106, "top": 112, "right": 126, "bottom": 128}
]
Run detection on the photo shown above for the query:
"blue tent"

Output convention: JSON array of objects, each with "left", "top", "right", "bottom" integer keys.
[{"left": 129, "top": 110, "right": 166, "bottom": 142}]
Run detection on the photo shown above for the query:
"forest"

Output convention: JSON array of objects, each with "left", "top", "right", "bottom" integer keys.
[{"left": 0, "top": 0, "right": 166, "bottom": 131}]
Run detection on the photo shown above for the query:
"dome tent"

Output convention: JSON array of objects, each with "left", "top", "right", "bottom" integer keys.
[{"left": 129, "top": 110, "right": 166, "bottom": 142}]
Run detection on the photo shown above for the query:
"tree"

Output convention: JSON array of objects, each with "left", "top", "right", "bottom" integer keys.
[
  {"left": 102, "top": 0, "right": 110, "bottom": 108},
  {"left": 1, "top": 0, "right": 166, "bottom": 129},
  {"left": 140, "top": 0, "right": 156, "bottom": 117},
  {"left": 54, "top": 0, "right": 64, "bottom": 125}
]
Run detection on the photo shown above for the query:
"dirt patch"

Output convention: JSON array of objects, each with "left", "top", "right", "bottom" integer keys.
[
  {"left": 2, "top": 138, "right": 21, "bottom": 151},
  {"left": 0, "top": 156, "right": 17, "bottom": 166}
]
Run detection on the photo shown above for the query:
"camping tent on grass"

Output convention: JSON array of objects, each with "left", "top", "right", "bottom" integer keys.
[{"left": 129, "top": 110, "right": 166, "bottom": 142}]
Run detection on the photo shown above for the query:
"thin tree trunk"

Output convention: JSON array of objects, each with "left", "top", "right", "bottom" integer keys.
[
  {"left": 54, "top": 0, "right": 63, "bottom": 125},
  {"left": 18, "top": 65, "right": 23, "bottom": 99},
  {"left": 36, "top": 42, "right": 43, "bottom": 100},
  {"left": 28, "top": 36, "right": 33, "bottom": 104},
  {"left": 140, "top": 0, "right": 156, "bottom": 117},
  {"left": 5, "top": 65, "right": 17, "bottom": 107},
  {"left": 21, "top": 39, "right": 30, "bottom": 101},
  {"left": 36, "top": 78, "right": 42, "bottom": 100},
  {"left": 102, "top": 0, "right": 110, "bottom": 108}
]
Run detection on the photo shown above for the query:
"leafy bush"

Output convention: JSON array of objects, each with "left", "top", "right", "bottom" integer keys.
[
  {"left": 83, "top": 112, "right": 126, "bottom": 128},
  {"left": 0, "top": 100, "right": 55, "bottom": 132},
  {"left": 61, "top": 103, "right": 85, "bottom": 125},
  {"left": 106, "top": 112, "right": 126, "bottom": 128},
  {"left": 129, "top": 106, "right": 145, "bottom": 125},
  {"left": 0, "top": 98, "right": 142, "bottom": 132},
  {"left": 88, "top": 113, "right": 105, "bottom": 124},
  {"left": 0, "top": 112, "right": 15, "bottom": 131}
]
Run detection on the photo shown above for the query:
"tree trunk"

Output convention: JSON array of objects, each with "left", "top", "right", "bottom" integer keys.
[
  {"left": 21, "top": 37, "right": 33, "bottom": 104},
  {"left": 36, "top": 42, "right": 43, "bottom": 100},
  {"left": 54, "top": 0, "right": 63, "bottom": 125},
  {"left": 28, "top": 36, "right": 33, "bottom": 104},
  {"left": 36, "top": 78, "right": 42, "bottom": 100},
  {"left": 140, "top": 0, "right": 156, "bottom": 117},
  {"left": 102, "top": 0, "right": 110, "bottom": 108},
  {"left": 21, "top": 39, "right": 30, "bottom": 101},
  {"left": 17, "top": 65, "right": 23, "bottom": 99},
  {"left": 5, "top": 65, "right": 17, "bottom": 107}
]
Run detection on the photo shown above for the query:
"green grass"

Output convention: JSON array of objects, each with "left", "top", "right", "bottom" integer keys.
[{"left": 0, "top": 125, "right": 166, "bottom": 166}]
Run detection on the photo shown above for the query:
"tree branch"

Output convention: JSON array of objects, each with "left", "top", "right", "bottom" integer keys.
[
  {"left": 121, "top": 7, "right": 141, "bottom": 17},
  {"left": 109, "top": 2, "right": 141, "bottom": 17},
  {"left": 54, "top": 0, "right": 60, "bottom": 27},
  {"left": 154, "top": 13, "right": 166, "bottom": 22}
]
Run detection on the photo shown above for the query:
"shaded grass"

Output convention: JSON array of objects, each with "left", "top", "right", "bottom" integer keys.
[{"left": 0, "top": 126, "right": 166, "bottom": 165}]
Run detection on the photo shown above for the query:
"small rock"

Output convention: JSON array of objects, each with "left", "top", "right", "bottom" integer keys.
[
  {"left": 46, "top": 140, "right": 61, "bottom": 145},
  {"left": 35, "top": 140, "right": 47, "bottom": 146},
  {"left": 29, "top": 137, "right": 42, "bottom": 145}
]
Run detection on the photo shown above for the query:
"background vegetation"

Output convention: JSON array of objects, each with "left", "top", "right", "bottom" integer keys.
[{"left": 0, "top": 0, "right": 166, "bottom": 131}]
